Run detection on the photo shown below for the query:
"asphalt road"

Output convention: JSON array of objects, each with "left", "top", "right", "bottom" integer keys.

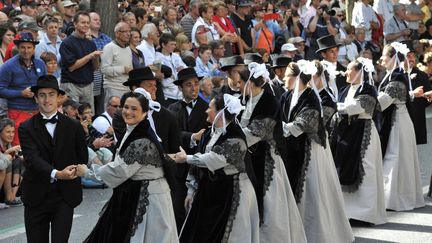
[{"left": 1, "top": 107, "right": 432, "bottom": 243}]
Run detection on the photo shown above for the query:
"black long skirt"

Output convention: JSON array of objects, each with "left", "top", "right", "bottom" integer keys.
[{"left": 83, "top": 179, "right": 142, "bottom": 243}]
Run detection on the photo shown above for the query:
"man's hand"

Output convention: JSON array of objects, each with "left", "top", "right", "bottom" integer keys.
[
  {"left": 184, "top": 194, "right": 194, "bottom": 211},
  {"left": 192, "top": 129, "right": 205, "bottom": 142},
  {"left": 402, "top": 29, "right": 412, "bottom": 37},
  {"left": 21, "top": 87, "right": 34, "bottom": 98},
  {"left": 412, "top": 86, "right": 424, "bottom": 98},
  {"left": 90, "top": 50, "right": 103, "bottom": 59},
  {"left": 55, "top": 165, "right": 78, "bottom": 180}
]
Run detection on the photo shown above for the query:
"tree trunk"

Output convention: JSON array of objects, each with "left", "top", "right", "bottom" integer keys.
[{"left": 91, "top": 0, "right": 118, "bottom": 38}]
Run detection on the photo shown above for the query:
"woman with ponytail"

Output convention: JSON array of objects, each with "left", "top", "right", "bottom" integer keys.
[
  {"left": 239, "top": 62, "right": 306, "bottom": 243},
  {"left": 169, "top": 93, "right": 259, "bottom": 243},
  {"left": 377, "top": 43, "right": 425, "bottom": 211},
  {"left": 281, "top": 60, "right": 354, "bottom": 243},
  {"left": 332, "top": 57, "right": 387, "bottom": 225}
]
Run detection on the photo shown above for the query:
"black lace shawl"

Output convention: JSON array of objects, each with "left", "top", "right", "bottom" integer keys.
[
  {"left": 280, "top": 88, "right": 326, "bottom": 203},
  {"left": 239, "top": 90, "right": 281, "bottom": 222},
  {"left": 331, "top": 83, "right": 378, "bottom": 192},
  {"left": 375, "top": 68, "right": 413, "bottom": 157},
  {"left": 182, "top": 122, "right": 246, "bottom": 243}
]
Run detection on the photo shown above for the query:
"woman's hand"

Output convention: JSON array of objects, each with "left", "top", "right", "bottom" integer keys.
[
  {"left": 5, "top": 145, "right": 21, "bottom": 155},
  {"left": 184, "top": 194, "right": 194, "bottom": 211},
  {"left": 76, "top": 164, "right": 88, "bottom": 177},
  {"left": 168, "top": 146, "right": 187, "bottom": 163}
]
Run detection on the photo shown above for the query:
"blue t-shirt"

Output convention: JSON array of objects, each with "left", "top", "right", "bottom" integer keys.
[{"left": 60, "top": 34, "right": 97, "bottom": 85}]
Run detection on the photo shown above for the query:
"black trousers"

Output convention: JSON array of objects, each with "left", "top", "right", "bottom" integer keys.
[{"left": 24, "top": 184, "right": 74, "bottom": 243}]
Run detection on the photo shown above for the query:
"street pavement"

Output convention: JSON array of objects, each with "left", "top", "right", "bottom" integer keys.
[{"left": 1, "top": 107, "right": 432, "bottom": 243}]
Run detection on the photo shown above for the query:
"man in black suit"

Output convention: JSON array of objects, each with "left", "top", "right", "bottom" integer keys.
[
  {"left": 168, "top": 67, "right": 209, "bottom": 230},
  {"left": 317, "top": 35, "right": 347, "bottom": 91},
  {"left": 18, "top": 75, "right": 88, "bottom": 243},
  {"left": 120, "top": 67, "right": 181, "bottom": 153},
  {"left": 269, "top": 55, "right": 291, "bottom": 98}
]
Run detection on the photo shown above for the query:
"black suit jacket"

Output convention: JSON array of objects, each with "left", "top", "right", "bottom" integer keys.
[
  {"left": 153, "top": 107, "right": 182, "bottom": 153},
  {"left": 336, "top": 62, "right": 347, "bottom": 91},
  {"left": 168, "top": 96, "right": 210, "bottom": 154},
  {"left": 18, "top": 113, "right": 88, "bottom": 208},
  {"left": 410, "top": 67, "right": 431, "bottom": 144}
]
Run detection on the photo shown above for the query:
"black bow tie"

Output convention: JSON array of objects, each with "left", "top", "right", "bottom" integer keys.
[
  {"left": 182, "top": 101, "right": 194, "bottom": 109},
  {"left": 43, "top": 116, "right": 58, "bottom": 124}
]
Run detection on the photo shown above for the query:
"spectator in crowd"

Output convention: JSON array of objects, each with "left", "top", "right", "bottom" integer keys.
[
  {"left": 373, "top": 0, "right": 394, "bottom": 23},
  {"left": 230, "top": 0, "right": 254, "bottom": 51},
  {"left": 384, "top": 4, "right": 412, "bottom": 43},
  {"left": 175, "top": 33, "right": 193, "bottom": 58},
  {"left": 337, "top": 25, "right": 359, "bottom": 67},
  {"left": 420, "top": 18, "right": 432, "bottom": 39},
  {"left": 194, "top": 44, "right": 219, "bottom": 78},
  {"left": 89, "top": 12, "right": 112, "bottom": 116},
  {"left": 198, "top": 77, "right": 213, "bottom": 103},
  {"left": 192, "top": 2, "right": 229, "bottom": 48},
  {"left": 353, "top": 27, "right": 381, "bottom": 62},
  {"left": 0, "top": 118, "right": 23, "bottom": 207},
  {"left": 0, "top": 32, "right": 46, "bottom": 145},
  {"left": 132, "top": 7, "right": 148, "bottom": 32},
  {"left": 351, "top": 0, "right": 380, "bottom": 42},
  {"left": 20, "top": 0, "right": 38, "bottom": 19},
  {"left": 122, "top": 12, "right": 137, "bottom": 28},
  {"left": 137, "top": 23, "right": 158, "bottom": 66},
  {"left": 421, "top": 0, "right": 432, "bottom": 23},
  {"left": 306, "top": 3, "right": 339, "bottom": 59},
  {"left": 156, "top": 33, "right": 187, "bottom": 104},
  {"left": 60, "top": 11, "right": 101, "bottom": 111},
  {"left": 288, "top": 36, "right": 305, "bottom": 61},
  {"left": 179, "top": 0, "right": 200, "bottom": 40},
  {"left": 251, "top": 3, "right": 288, "bottom": 54},
  {"left": 212, "top": 1, "right": 242, "bottom": 56},
  {"left": 129, "top": 27, "right": 145, "bottom": 68},
  {"left": 101, "top": 22, "right": 132, "bottom": 103},
  {"left": 61, "top": 0, "right": 78, "bottom": 35},
  {"left": 35, "top": 17, "right": 62, "bottom": 79},
  {"left": 209, "top": 40, "right": 225, "bottom": 68},
  {"left": 37, "top": 0, "right": 54, "bottom": 15},
  {"left": 40, "top": 51, "right": 59, "bottom": 78},
  {"left": 5, "top": 20, "right": 41, "bottom": 61},
  {"left": 0, "top": 11, "right": 8, "bottom": 24},
  {"left": 281, "top": 43, "right": 298, "bottom": 59},
  {"left": 163, "top": 6, "right": 184, "bottom": 37},
  {"left": 77, "top": 102, "right": 114, "bottom": 154},
  {"left": 0, "top": 24, "right": 15, "bottom": 65},
  {"left": 92, "top": 96, "right": 119, "bottom": 136},
  {"left": 62, "top": 98, "right": 80, "bottom": 118},
  {"left": 405, "top": 0, "right": 424, "bottom": 39},
  {"left": 0, "top": 24, "right": 16, "bottom": 120}
]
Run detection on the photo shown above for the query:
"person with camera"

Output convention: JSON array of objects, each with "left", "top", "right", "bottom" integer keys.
[
  {"left": 351, "top": 0, "right": 380, "bottom": 42},
  {"left": 0, "top": 118, "right": 24, "bottom": 208},
  {"left": 384, "top": 4, "right": 412, "bottom": 44},
  {"left": 306, "top": 3, "right": 339, "bottom": 60},
  {"left": 77, "top": 103, "right": 114, "bottom": 165}
]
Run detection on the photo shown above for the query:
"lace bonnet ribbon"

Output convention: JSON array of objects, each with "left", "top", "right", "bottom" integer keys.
[
  {"left": 212, "top": 93, "right": 245, "bottom": 135},
  {"left": 134, "top": 87, "right": 162, "bottom": 142}
]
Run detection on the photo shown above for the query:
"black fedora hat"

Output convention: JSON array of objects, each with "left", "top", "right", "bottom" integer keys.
[
  {"left": 316, "top": 35, "right": 341, "bottom": 53},
  {"left": 123, "top": 67, "right": 157, "bottom": 87},
  {"left": 13, "top": 32, "right": 39, "bottom": 46},
  {"left": 244, "top": 53, "right": 263, "bottom": 65},
  {"left": 174, "top": 68, "right": 202, "bottom": 86},
  {"left": 271, "top": 55, "right": 292, "bottom": 68},
  {"left": 31, "top": 75, "right": 65, "bottom": 95},
  {"left": 220, "top": 55, "right": 245, "bottom": 71}
]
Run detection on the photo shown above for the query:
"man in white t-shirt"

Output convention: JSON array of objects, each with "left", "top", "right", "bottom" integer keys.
[{"left": 92, "top": 96, "right": 120, "bottom": 136}]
